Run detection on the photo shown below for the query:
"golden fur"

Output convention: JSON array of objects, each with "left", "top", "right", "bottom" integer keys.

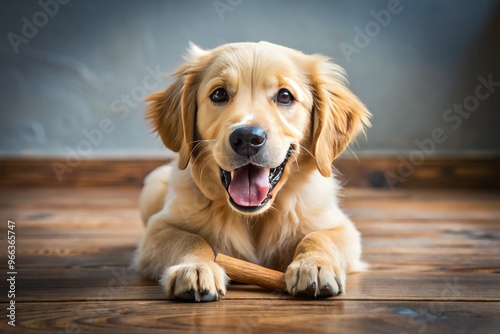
[{"left": 135, "top": 42, "right": 371, "bottom": 302}]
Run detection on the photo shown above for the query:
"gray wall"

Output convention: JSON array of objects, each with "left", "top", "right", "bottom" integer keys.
[{"left": 1, "top": 0, "right": 499, "bottom": 158}]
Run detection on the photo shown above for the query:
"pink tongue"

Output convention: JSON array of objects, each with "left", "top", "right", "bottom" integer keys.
[{"left": 228, "top": 165, "right": 270, "bottom": 207}]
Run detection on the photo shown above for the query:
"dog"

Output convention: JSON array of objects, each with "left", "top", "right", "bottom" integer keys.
[{"left": 135, "top": 41, "right": 371, "bottom": 302}]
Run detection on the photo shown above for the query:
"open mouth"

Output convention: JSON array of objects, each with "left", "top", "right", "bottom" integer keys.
[{"left": 219, "top": 147, "right": 294, "bottom": 212}]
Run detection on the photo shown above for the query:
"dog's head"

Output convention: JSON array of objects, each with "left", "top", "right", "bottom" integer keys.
[{"left": 147, "top": 42, "right": 370, "bottom": 215}]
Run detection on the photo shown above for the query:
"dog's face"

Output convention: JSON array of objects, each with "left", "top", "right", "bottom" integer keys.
[{"left": 147, "top": 42, "right": 370, "bottom": 215}]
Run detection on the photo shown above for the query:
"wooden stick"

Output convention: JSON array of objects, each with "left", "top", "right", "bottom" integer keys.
[{"left": 215, "top": 253, "right": 287, "bottom": 292}]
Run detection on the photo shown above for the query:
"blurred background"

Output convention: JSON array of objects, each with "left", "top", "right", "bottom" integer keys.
[{"left": 1, "top": 0, "right": 499, "bottom": 159}]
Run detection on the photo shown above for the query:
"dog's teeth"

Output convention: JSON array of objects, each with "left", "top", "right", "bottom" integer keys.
[{"left": 219, "top": 168, "right": 232, "bottom": 190}]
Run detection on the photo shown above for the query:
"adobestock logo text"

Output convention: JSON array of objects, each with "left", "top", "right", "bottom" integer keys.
[
  {"left": 52, "top": 65, "right": 167, "bottom": 182},
  {"left": 7, "top": 0, "right": 71, "bottom": 54}
]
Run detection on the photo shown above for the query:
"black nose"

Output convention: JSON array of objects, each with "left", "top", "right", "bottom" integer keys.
[{"left": 229, "top": 126, "right": 267, "bottom": 157}]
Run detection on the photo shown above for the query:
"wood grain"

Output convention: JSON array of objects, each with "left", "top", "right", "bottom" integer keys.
[
  {"left": 2, "top": 301, "right": 499, "bottom": 334},
  {"left": 0, "top": 157, "right": 169, "bottom": 188},
  {"left": 334, "top": 155, "right": 500, "bottom": 189},
  {"left": 9, "top": 269, "right": 500, "bottom": 302},
  {"left": 1, "top": 186, "right": 499, "bottom": 332}
]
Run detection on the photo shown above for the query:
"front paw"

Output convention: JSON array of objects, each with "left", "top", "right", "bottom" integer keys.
[
  {"left": 161, "top": 261, "right": 229, "bottom": 302},
  {"left": 285, "top": 256, "right": 345, "bottom": 298}
]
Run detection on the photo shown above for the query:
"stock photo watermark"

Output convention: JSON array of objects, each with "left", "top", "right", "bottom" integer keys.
[
  {"left": 64, "top": 267, "right": 137, "bottom": 333},
  {"left": 399, "top": 276, "right": 463, "bottom": 334},
  {"left": 340, "top": 0, "right": 411, "bottom": 63},
  {"left": 51, "top": 65, "right": 167, "bottom": 182},
  {"left": 236, "top": 289, "right": 287, "bottom": 334},
  {"left": 385, "top": 74, "right": 499, "bottom": 189},
  {"left": 7, "top": 0, "right": 71, "bottom": 54},
  {"left": 213, "top": 0, "right": 243, "bottom": 21},
  {"left": 6, "top": 220, "right": 17, "bottom": 327}
]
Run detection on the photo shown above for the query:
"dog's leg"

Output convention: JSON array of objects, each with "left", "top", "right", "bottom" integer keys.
[
  {"left": 284, "top": 219, "right": 363, "bottom": 298},
  {"left": 135, "top": 216, "right": 228, "bottom": 302}
]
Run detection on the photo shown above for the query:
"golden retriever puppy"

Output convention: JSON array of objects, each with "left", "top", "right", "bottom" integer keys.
[{"left": 135, "top": 42, "right": 371, "bottom": 302}]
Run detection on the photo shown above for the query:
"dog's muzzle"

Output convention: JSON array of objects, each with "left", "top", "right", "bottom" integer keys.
[{"left": 219, "top": 146, "right": 293, "bottom": 213}]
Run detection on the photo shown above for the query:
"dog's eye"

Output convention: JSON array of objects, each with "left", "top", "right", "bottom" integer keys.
[
  {"left": 276, "top": 88, "right": 294, "bottom": 105},
  {"left": 210, "top": 87, "right": 229, "bottom": 103}
]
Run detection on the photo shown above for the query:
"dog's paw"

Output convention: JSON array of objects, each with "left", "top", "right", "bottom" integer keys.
[
  {"left": 161, "top": 261, "right": 229, "bottom": 302},
  {"left": 285, "top": 256, "right": 345, "bottom": 298}
]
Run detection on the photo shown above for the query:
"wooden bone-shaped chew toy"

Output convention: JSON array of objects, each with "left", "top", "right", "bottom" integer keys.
[{"left": 215, "top": 253, "right": 287, "bottom": 292}]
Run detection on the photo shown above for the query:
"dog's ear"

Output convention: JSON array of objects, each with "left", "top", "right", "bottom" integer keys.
[
  {"left": 309, "top": 56, "right": 371, "bottom": 177},
  {"left": 145, "top": 43, "right": 208, "bottom": 169}
]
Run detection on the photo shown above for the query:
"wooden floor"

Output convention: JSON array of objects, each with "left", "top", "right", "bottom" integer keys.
[{"left": 1, "top": 186, "right": 499, "bottom": 333}]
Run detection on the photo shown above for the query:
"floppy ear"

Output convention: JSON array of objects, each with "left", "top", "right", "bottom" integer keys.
[
  {"left": 145, "top": 43, "right": 207, "bottom": 169},
  {"left": 309, "top": 56, "right": 371, "bottom": 177}
]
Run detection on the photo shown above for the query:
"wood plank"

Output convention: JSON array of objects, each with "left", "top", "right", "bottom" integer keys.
[
  {"left": 4, "top": 213, "right": 500, "bottom": 242},
  {"left": 1, "top": 188, "right": 499, "bottom": 239},
  {"left": 0, "top": 236, "right": 139, "bottom": 268},
  {"left": 3, "top": 215, "right": 500, "bottom": 243},
  {"left": 0, "top": 158, "right": 169, "bottom": 188},
  {"left": 341, "top": 190, "right": 500, "bottom": 220},
  {"left": 3, "top": 188, "right": 499, "bottom": 227},
  {"left": 0, "top": 187, "right": 141, "bottom": 210},
  {"left": 1, "top": 300, "right": 498, "bottom": 334},
  {"left": 1, "top": 156, "right": 500, "bottom": 188},
  {"left": 0, "top": 209, "right": 144, "bottom": 237},
  {"left": 1, "top": 234, "right": 499, "bottom": 269},
  {"left": 9, "top": 268, "right": 500, "bottom": 302},
  {"left": 3, "top": 209, "right": 500, "bottom": 238},
  {"left": 334, "top": 156, "right": 500, "bottom": 189}
]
